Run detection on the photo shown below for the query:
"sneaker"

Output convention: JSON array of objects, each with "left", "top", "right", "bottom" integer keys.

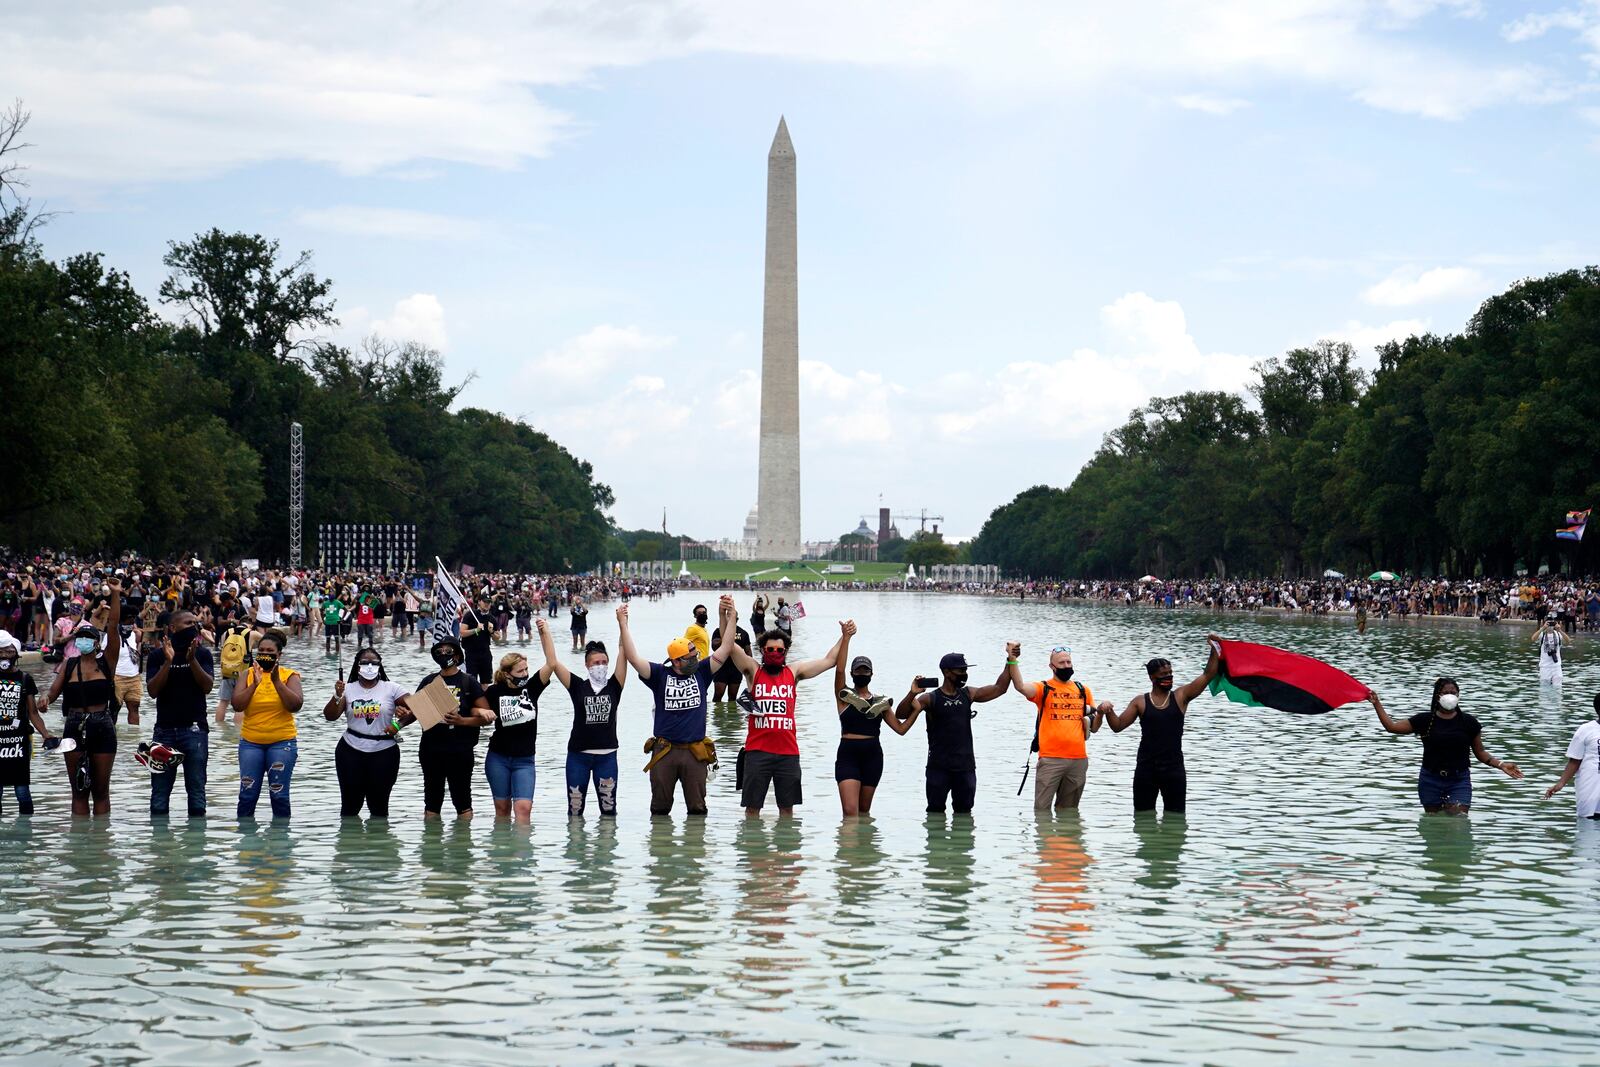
[{"left": 838, "top": 689, "right": 872, "bottom": 713}]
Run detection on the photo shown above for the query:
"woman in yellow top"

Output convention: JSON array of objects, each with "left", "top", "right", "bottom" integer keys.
[{"left": 229, "top": 629, "right": 304, "bottom": 819}]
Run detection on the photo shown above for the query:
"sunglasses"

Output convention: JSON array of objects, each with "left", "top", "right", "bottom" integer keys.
[{"left": 1050, "top": 646, "right": 1072, "bottom": 655}]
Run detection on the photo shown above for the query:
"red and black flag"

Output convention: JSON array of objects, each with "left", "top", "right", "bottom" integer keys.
[{"left": 1207, "top": 638, "right": 1368, "bottom": 715}]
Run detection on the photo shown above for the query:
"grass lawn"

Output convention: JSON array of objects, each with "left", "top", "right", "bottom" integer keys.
[{"left": 679, "top": 560, "right": 910, "bottom": 584}]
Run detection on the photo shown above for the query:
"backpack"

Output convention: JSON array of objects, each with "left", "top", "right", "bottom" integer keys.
[{"left": 220, "top": 626, "right": 249, "bottom": 679}]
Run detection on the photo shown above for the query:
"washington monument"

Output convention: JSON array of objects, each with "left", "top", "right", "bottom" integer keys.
[{"left": 756, "top": 116, "right": 802, "bottom": 561}]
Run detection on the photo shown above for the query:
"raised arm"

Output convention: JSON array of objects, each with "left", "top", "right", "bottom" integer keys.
[
  {"left": 324, "top": 678, "right": 347, "bottom": 721},
  {"left": 101, "top": 579, "right": 123, "bottom": 677},
  {"left": 537, "top": 617, "right": 570, "bottom": 687},
  {"left": 1174, "top": 640, "right": 1221, "bottom": 708},
  {"left": 1005, "top": 641, "right": 1039, "bottom": 701},
  {"left": 895, "top": 684, "right": 930, "bottom": 725},
  {"left": 710, "top": 595, "right": 740, "bottom": 671},
  {"left": 794, "top": 620, "right": 848, "bottom": 681},
  {"left": 1370, "top": 690, "right": 1411, "bottom": 734},
  {"left": 833, "top": 623, "right": 852, "bottom": 711},
  {"left": 968, "top": 656, "right": 1012, "bottom": 703},
  {"left": 617, "top": 604, "right": 650, "bottom": 680}
]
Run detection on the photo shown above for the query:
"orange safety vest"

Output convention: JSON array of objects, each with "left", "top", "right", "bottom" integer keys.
[{"left": 1032, "top": 678, "right": 1095, "bottom": 760}]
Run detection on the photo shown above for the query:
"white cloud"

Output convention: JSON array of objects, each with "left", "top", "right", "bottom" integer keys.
[
  {"left": 371, "top": 293, "right": 448, "bottom": 349},
  {"left": 294, "top": 206, "right": 487, "bottom": 242},
  {"left": 799, "top": 361, "right": 906, "bottom": 444},
  {"left": 1363, "top": 265, "right": 1488, "bottom": 305},
  {"left": 517, "top": 324, "right": 675, "bottom": 389},
  {"left": 1318, "top": 317, "right": 1431, "bottom": 356},
  {"left": 932, "top": 292, "right": 1257, "bottom": 443},
  {"left": 1174, "top": 93, "right": 1251, "bottom": 115},
  {"left": 5, "top": 1, "right": 1584, "bottom": 184}
]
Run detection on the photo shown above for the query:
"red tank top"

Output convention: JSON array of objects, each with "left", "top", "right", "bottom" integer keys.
[{"left": 746, "top": 666, "right": 799, "bottom": 755}]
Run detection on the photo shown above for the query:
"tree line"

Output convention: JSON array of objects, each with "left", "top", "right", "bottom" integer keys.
[
  {"left": 970, "top": 269, "right": 1600, "bottom": 579},
  {"left": 1, "top": 115, "right": 613, "bottom": 570}
]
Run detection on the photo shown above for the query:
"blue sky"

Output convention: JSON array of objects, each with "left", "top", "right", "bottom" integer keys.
[{"left": 11, "top": 2, "right": 1600, "bottom": 541}]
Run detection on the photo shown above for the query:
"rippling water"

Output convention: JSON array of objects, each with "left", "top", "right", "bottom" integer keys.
[{"left": 4, "top": 593, "right": 1599, "bottom": 1065}]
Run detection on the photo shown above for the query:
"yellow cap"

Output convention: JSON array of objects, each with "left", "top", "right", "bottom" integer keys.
[{"left": 666, "top": 638, "right": 693, "bottom": 659}]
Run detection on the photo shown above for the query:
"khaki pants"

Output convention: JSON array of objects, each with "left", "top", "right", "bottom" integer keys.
[
  {"left": 114, "top": 673, "right": 143, "bottom": 705},
  {"left": 1035, "top": 757, "right": 1088, "bottom": 810},
  {"left": 649, "top": 745, "right": 709, "bottom": 815}
]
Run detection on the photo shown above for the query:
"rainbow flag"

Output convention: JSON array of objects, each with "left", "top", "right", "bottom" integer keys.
[
  {"left": 1557, "top": 508, "right": 1589, "bottom": 541},
  {"left": 1208, "top": 639, "right": 1370, "bottom": 715}
]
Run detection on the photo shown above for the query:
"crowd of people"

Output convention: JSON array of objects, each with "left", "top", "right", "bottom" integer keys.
[
  {"left": 981, "top": 575, "right": 1600, "bottom": 630},
  {"left": 1, "top": 553, "right": 1597, "bottom": 828}
]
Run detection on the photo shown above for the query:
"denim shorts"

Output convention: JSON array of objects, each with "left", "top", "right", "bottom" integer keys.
[
  {"left": 485, "top": 750, "right": 536, "bottom": 800},
  {"left": 1418, "top": 768, "right": 1472, "bottom": 808}
]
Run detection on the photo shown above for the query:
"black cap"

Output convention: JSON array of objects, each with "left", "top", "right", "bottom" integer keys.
[
  {"left": 939, "top": 653, "right": 970, "bottom": 671},
  {"left": 850, "top": 655, "right": 873, "bottom": 672}
]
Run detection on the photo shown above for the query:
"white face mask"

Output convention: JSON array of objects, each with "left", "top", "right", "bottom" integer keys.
[
  {"left": 1437, "top": 693, "right": 1459, "bottom": 711},
  {"left": 0, "top": 658, "right": 13, "bottom": 672},
  {"left": 588, "top": 663, "right": 609, "bottom": 688},
  {"left": 358, "top": 663, "right": 380, "bottom": 681}
]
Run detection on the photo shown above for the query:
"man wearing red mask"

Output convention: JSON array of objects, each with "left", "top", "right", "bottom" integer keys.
[{"left": 726, "top": 619, "right": 851, "bottom": 816}]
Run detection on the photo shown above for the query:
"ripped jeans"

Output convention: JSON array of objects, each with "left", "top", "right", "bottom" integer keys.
[
  {"left": 238, "top": 738, "right": 298, "bottom": 819},
  {"left": 565, "top": 751, "right": 618, "bottom": 816}
]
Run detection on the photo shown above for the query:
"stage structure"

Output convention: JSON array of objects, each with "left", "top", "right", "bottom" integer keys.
[
  {"left": 288, "top": 422, "right": 304, "bottom": 569},
  {"left": 318, "top": 524, "right": 417, "bottom": 572}
]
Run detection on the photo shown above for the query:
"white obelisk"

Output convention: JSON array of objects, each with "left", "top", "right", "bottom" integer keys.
[{"left": 756, "top": 117, "right": 802, "bottom": 561}]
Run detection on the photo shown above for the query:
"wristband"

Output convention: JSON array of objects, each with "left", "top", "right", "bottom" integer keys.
[{"left": 1005, "top": 658, "right": 1018, "bottom": 665}]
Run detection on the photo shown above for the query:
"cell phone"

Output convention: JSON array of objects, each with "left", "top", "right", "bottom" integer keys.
[{"left": 914, "top": 676, "right": 937, "bottom": 690}]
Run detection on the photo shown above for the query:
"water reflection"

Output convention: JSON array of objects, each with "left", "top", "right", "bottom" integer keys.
[
  {"left": 921, "top": 814, "right": 977, "bottom": 932},
  {"left": 1029, "top": 813, "right": 1093, "bottom": 996},
  {"left": 1133, "top": 812, "right": 1187, "bottom": 891}
]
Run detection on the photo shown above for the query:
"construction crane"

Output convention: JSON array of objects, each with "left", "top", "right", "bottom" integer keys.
[{"left": 861, "top": 509, "right": 947, "bottom": 536}]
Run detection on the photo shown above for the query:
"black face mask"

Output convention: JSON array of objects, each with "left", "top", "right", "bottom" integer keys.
[
  {"left": 948, "top": 671, "right": 968, "bottom": 687},
  {"left": 694, "top": 613, "right": 708, "bottom": 625},
  {"left": 432, "top": 649, "right": 457, "bottom": 667},
  {"left": 851, "top": 672, "right": 872, "bottom": 687},
  {"left": 1053, "top": 667, "right": 1075, "bottom": 682}
]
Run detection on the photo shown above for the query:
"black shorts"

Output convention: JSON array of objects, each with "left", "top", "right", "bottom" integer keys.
[
  {"left": 714, "top": 660, "right": 743, "bottom": 686},
  {"left": 834, "top": 737, "right": 884, "bottom": 786},
  {"left": 741, "top": 750, "right": 802, "bottom": 809},
  {"left": 64, "top": 711, "right": 118, "bottom": 756}
]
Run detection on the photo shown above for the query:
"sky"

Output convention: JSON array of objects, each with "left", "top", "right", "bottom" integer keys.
[{"left": 9, "top": 1, "right": 1600, "bottom": 541}]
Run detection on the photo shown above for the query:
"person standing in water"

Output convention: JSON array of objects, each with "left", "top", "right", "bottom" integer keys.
[
  {"left": 48, "top": 578, "right": 123, "bottom": 817},
  {"left": 230, "top": 629, "right": 304, "bottom": 819},
  {"left": 1371, "top": 679, "right": 1523, "bottom": 814},
  {"left": 1534, "top": 617, "right": 1567, "bottom": 687},
  {"left": 1544, "top": 692, "right": 1600, "bottom": 819},
  {"left": 540, "top": 612, "right": 627, "bottom": 818},
  {"left": 619, "top": 595, "right": 739, "bottom": 815},
  {"left": 1102, "top": 647, "right": 1220, "bottom": 814},
  {"left": 323, "top": 647, "right": 411, "bottom": 819},
  {"left": 1004, "top": 642, "right": 1114, "bottom": 811},
  {"left": 416, "top": 636, "right": 494, "bottom": 819},
  {"left": 833, "top": 623, "right": 910, "bottom": 816},
  {"left": 723, "top": 619, "right": 849, "bottom": 817},
  {"left": 482, "top": 649, "right": 551, "bottom": 823},
  {"left": 895, "top": 651, "right": 1011, "bottom": 814},
  {"left": 0, "top": 631, "right": 54, "bottom": 816}
]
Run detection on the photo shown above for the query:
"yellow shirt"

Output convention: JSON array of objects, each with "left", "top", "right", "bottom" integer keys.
[
  {"left": 684, "top": 624, "right": 711, "bottom": 660},
  {"left": 240, "top": 665, "right": 300, "bottom": 744}
]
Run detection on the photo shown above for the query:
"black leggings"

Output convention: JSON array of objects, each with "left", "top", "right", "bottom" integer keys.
[
  {"left": 420, "top": 747, "right": 476, "bottom": 813},
  {"left": 335, "top": 738, "right": 401, "bottom": 817},
  {"left": 926, "top": 765, "right": 978, "bottom": 813},
  {"left": 1133, "top": 763, "right": 1187, "bottom": 813}
]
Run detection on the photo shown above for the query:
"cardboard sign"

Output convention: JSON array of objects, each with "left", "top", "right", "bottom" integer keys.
[{"left": 407, "top": 676, "right": 458, "bottom": 731}]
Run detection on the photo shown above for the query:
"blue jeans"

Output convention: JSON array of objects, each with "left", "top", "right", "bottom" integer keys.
[
  {"left": 150, "top": 723, "right": 209, "bottom": 817},
  {"left": 485, "top": 751, "right": 536, "bottom": 801},
  {"left": 1418, "top": 768, "right": 1471, "bottom": 809},
  {"left": 565, "top": 751, "right": 618, "bottom": 816},
  {"left": 238, "top": 738, "right": 297, "bottom": 819},
  {"left": 2, "top": 785, "right": 32, "bottom": 816}
]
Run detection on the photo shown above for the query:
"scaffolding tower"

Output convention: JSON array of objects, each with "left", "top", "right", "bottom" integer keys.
[{"left": 289, "top": 421, "right": 304, "bottom": 568}]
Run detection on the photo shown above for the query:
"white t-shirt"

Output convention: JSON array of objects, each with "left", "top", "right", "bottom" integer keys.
[
  {"left": 255, "top": 594, "right": 278, "bottom": 624},
  {"left": 341, "top": 679, "right": 409, "bottom": 753},
  {"left": 1565, "top": 720, "right": 1600, "bottom": 818},
  {"left": 116, "top": 630, "right": 140, "bottom": 678}
]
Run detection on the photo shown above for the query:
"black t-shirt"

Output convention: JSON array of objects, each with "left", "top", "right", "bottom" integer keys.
[
  {"left": 417, "top": 670, "right": 487, "bottom": 755},
  {"left": 0, "top": 670, "right": 40, "bottom": 786},
  {"left": 144, "top": 645, "right": 215, "bottom": 729},
  {"left": 925, "top": 686, "right": 977, "bottom": 771},
  {"left": 461, "top": 627, "right": 493, "bottom": 664},
  {"left": 567, "top": 676, "right": 622, "bottom": 753},
  {"left": 1407, "top": 710, "right": 1482, "bottom": 773},
  {"left": 570, "top": 605, "right": 589, "bottom": 632},
  {"left": 486, "top": 678, "right": 547, "bottom": 758}
]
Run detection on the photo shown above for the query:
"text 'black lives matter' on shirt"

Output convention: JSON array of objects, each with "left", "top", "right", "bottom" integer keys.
[{"left": 643, "top": 660, "right": 713, "bottom": 743}]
